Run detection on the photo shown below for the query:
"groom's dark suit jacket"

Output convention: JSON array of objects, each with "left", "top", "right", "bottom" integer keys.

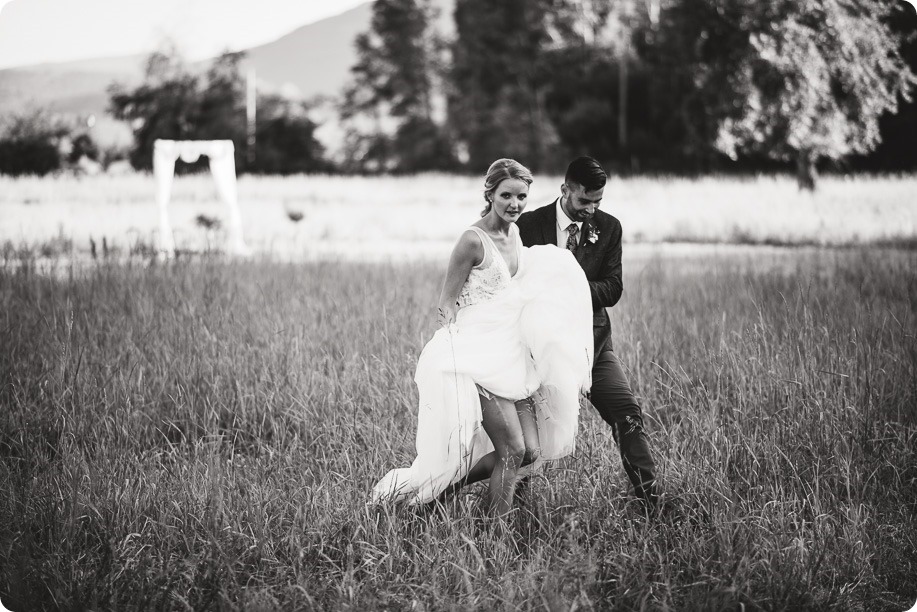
[{"left": 517, "top": 200, "right": 623, "bottom": 355}]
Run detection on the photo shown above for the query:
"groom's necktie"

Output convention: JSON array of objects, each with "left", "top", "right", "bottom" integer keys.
[{"left": 565, "top": 223, "right": 578, "bottom": 252}]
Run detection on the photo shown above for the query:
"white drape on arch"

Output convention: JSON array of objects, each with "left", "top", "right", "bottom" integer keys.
[{"left": 153, "top": 139, "right": 250, "bottom": 257}]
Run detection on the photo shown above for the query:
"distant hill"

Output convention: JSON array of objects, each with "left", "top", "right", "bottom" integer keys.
[
  {"left": 0, "top": 53, "right": 147, "bottom": 146},
  {"left": 240, "top": 2, "right": 372, "bottom": 100},
  {"left": 242, "top": 0, "right": 452, "bottom": 98},
  {"left": 0, "top": 54, "right": 146, "bottom": 116},
  {"left": 0, "top": 3, "right": 374, "bottom": 144},
  {"left": 0, "top": 0, "right": 453, "bottom": 148}
]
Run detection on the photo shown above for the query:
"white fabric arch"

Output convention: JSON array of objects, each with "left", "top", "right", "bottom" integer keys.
[{"left": 153, "top": 139, "right": 251, "bottom": 257}]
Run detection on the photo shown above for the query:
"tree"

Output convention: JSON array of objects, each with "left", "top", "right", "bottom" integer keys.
[
  {"left": 107, "top": 49, "right": 203, "bottom": 171},
  {"left": 646, "top": 0, "right": 916, "bottom": 189},
  {"left": 849, "top": 3, "right": 917, "bottom": 172},
  {"left": 67, "top": 133, "right": 100, "bottom": 165},
  {"left": 449, "top": 0, "right": 566, "bottom": 172},
  {"left": 196, "top": 52, "right": 248, "bottom": 169},
  {"left": 108, "top": 48, "right": 330, "bottom": 174},
  {"left": 0, "top": 109, "right": 70, "bottom": 176},
  {"left": 535, "top": 0, "right": 665, "bottom": 172},
  {"left": 340, "top": 0, "right": 455, "bottom": 173},
  {"left": 539, "top": 48, "right": 621, "bottom": 164},
  {"left": 254, "top": 94, "right": 329, "bottom": 174}
]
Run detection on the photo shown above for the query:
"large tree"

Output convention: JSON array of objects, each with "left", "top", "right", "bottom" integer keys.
[
  {"left": 536, "top": 0, "right": 662, "bottom": 172},
  {"left": 107, "top": 50, "right": 202, "bottom": 171},
  {"left": 645, "top": 0, "right": 915, "bottom": 189},
  {"left": 849, "top": 4, "right": 917, "bottom": 172},
  {"left": 195, "top": 52, "right": 247, "bottom": 146},
  {"left": 253, "top": 94, "right": 328, "bottom": 175},
  {"left": 340, "top": 0, "right": 454, "bottom": 173},
  {"left": 448, "top": 0, "right": 567, "bottom": 173}
]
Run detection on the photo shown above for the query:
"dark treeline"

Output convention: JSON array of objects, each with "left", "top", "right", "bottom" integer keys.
[
  {"left": 0, "top": 50, "right": 333, "bottom": 177},
  {"left": 2, "top": 0, "right": 915, "bottom": 187},
  {"left": 342, "top": 0, "right": 917, "bottom": 189}
]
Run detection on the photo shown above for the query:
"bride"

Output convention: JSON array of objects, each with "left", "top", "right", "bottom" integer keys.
[{"left": 372, "top": 158, "right": 594, "bottom": 515}]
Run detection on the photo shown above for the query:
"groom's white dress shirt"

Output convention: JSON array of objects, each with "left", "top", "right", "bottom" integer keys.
[{"left": 555, "top": 199, "right": 583, "bottom": 248}]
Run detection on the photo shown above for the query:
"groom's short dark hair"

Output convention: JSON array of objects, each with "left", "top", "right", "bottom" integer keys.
[{"left": 565, "top": 156, "right": 606, "bottom": 192}]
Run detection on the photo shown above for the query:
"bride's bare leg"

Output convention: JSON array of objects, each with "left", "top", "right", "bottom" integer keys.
[
  {"left": 512, "top": 398, "right": 541, "bottom": 509},
  {"left": 479, "top": 394, "right": 526, "bottom": 515},
  {"left": 436, "top": 397, "right": 539, "bottom": 502},
  {"left": 516, "top": 398, "right": 541, "bottom": 467},
  {"left": 456, "top": 452, "right": 497, "bottom": 489}
]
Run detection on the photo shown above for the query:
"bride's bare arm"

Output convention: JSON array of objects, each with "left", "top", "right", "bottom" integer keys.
[{"left": 436, "top": 230, "right": 483, "bottom": 326}]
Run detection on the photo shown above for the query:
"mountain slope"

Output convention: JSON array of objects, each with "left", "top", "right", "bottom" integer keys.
[
  {"left": 0, "top": 0, "right": 454, "bottom": 148},
  {"left": 0, "top": 3, "right": 373, "bottom": 119},
  {"left": 241, "top": 2, "right": 371, "bottom": 100},
  {"left": 0, "top": 56, "right": 144, "bottom": 117}
]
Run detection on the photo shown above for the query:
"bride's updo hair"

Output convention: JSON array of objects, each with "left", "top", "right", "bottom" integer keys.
[{"left": 481, "top": 158, "right": 534, "bottom": 217}]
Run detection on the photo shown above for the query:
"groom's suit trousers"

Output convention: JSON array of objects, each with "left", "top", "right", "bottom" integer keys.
[{"left": 590, "top": 345, "right": 659, "bottom": 506}]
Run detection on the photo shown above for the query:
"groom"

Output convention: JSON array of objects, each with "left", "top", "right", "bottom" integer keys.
[{"left": 517, "top": 156, "right": 660, "bottom": 509}]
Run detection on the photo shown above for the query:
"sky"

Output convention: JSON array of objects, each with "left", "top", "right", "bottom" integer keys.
[{"left": 0, "top": 0, "right": 368, "bottom": 69}]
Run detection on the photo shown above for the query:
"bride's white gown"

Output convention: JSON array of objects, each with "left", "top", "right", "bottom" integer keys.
[{"left": 372, "top": 224, "right": 593, "bottom": 504}]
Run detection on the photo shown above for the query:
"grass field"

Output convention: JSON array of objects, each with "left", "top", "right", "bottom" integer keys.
[
  {"left": 2, "top": 174, "right": 917, "bottom": 262},
  {"left": 1, "top": 242, "right": 915, "bottom": 610}
]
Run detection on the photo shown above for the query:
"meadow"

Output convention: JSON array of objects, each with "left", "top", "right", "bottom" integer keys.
[
  {"left": 2, "top": 173, "right": 917, "bottom": 262},
  {"left": 1, "top": 242, "right": 915, "bottom": 610},
  {"left": 1, "top": 173, "right": 916, "bottom": 610}
]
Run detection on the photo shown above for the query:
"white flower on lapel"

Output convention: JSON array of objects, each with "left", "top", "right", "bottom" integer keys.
[{"left": 587, "top": 226, "right": 600, "bottom": 244}]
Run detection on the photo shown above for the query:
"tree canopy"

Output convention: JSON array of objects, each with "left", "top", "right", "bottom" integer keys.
[
  {"left": 4, "top": 0, "right": 915, "bottom": 180},
  {"left": 0, "top": 109, "right": 99, "bottom": 177},
  {"left": 108, "top": 50, "right": 328, "bottom": 174},
  {"left": 679, "top": 0, "right": 916, "bottom": 188},
  {"left": 339, "top": 0, "right": 455, "bottom": 173},
  {"left": 338, "top": 0, "right": 916, "bottom": 186}
]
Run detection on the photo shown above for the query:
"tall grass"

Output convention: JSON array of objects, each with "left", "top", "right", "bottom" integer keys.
[{"left": 1, "top": 248, "right": 915, "bottom": 610}]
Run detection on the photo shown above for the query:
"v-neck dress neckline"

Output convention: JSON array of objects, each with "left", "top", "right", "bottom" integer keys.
[{"left": 478, "top": 225, "right": 521, "bottom": 278}]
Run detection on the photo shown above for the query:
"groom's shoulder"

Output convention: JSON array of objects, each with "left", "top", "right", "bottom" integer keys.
[
  {"left": 593, "top": 209, "right": 621, "bottom": 232},
  {"left": 524, "top": 201, "right": 555, "bottom": 219},
  {"left": 517, "top": 201, "right": 553, "bottom": 227}
]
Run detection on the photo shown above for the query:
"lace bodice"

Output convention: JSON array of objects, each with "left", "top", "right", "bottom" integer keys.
[{"left": 457, "top": 226, "right": 521, "bottom": 308}]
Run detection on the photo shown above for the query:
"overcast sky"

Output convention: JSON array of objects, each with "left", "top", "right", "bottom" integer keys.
[{"left": 0, "top": 0, "right": 368, "bottom": 69}]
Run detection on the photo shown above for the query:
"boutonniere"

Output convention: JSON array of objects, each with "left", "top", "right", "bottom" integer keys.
[{"left": 587, "top": 226, "right": 600, "bottom": 244}]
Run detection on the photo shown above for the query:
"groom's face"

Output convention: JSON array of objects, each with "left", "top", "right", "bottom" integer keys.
[{"left": 561, "top": 182, "right": 604, "bottom": 222}]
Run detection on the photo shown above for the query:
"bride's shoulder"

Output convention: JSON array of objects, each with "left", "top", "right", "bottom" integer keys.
[
  {"left": 452, "top": 227, "right": 486, "bottom": 260},
  {"left": 460, "top": 225, "right": 486, "bottom": 243}
]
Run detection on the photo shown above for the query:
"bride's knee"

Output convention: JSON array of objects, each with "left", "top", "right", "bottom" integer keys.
[
  {"left": 521, "top": 446, "right": 541, "bottom": 467},
  {"left": 499, "top": 436, "right": 526, "bottom": 467}
]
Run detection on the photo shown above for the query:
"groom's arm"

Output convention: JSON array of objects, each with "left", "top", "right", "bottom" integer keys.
[{"left": 589, "top": 219, "right": 623, "bottom": 309}]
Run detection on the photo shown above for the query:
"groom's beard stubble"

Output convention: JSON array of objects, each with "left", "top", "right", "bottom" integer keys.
[{"left": 562, "top": 196, "right": 594, "bottom": 222}]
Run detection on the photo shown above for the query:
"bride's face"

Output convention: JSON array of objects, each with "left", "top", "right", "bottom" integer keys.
[{"left": 489, "top": 178, "right": 529, "bottom": 223}]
